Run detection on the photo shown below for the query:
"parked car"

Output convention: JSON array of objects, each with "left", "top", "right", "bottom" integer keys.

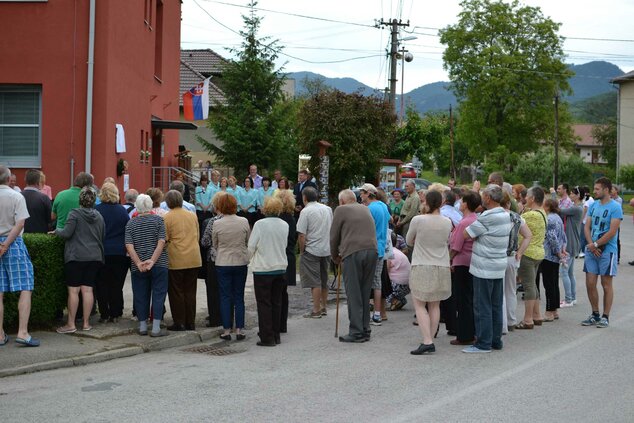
[{"left": 400, "top": 165, "right": 417, "bottom": 178}]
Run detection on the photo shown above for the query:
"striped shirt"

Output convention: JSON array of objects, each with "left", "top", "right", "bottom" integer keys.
[
  {"left": 124, "top": 213, "right": 168, "bottom": 272},
  {"left": 466, "top": 207, "right": 512, "bottom": 280}
]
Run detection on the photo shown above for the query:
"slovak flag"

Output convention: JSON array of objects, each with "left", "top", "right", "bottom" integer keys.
[{"left": 183, "top": 78, "right": 210, "bottom": 121}]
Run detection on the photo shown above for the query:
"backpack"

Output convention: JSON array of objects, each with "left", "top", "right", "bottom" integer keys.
[{"left": 507, "top": 211, "right": 523, "bottom": 257}]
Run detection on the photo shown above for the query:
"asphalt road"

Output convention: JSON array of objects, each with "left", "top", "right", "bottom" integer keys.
[{"left": 1, "top": 222, "right": 633, "bottom": 423}]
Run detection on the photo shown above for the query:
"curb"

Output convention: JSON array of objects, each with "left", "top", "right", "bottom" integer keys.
[{"left": 0, "top": 329, "right": 222, "bottom": 379}]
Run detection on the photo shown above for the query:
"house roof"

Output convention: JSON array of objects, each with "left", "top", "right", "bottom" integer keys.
[
  {"left": 179, "top": 59, "right": 226, "bottom": 107},
  {"left": 573, "top": 124, "right": 602, "bottom": 148},
  {"left": 180, "top": 49, "right": 227, "bottom": 76},
  {"left": 611, "top": 70, "right": 634, "bottom": 84}
]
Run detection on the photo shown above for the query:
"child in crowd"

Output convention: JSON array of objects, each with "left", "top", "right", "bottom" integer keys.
[{"left": 386, "top": 232, "right": 411, "bottom": 311}]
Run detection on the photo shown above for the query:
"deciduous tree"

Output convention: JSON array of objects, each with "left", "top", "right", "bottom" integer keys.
[
  {"left": 592, "top": 119, "right": 617, "bottom": 168},
  {"left": 440, "top": 0, "right": 573, "bottom": 165},
  {"left": 297, "top": 91, "right": 396, "bottom": 202}
]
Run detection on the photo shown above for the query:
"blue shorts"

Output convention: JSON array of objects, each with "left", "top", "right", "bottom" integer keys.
[
  {"left": 583, "top": 248, "right": 618, "bottom": 277},
  {"left": 0, "top": 236, "right": 35, "bottom": 293}
]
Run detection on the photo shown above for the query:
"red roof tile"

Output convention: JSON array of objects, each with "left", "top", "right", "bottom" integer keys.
[{"left": 573, "top": 124, "right": 601, "bottom": 148}]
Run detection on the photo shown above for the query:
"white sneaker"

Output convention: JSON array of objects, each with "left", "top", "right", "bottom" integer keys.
[
  {"left": 560, "top": 301, "right": 574, "bottom": 308},
  {"left": 578, "top": 252, "right": 585, "bottom": 258},
  {"left": 572, "top": 300, "right": 578, "bottom": 305}
]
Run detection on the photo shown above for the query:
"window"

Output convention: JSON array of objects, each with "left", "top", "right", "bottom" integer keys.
[
  {"left": 144, "top": 0, "right": 153, "bottom": 28},
  {"left": 154, "top": 0, "right": 163, "bottom": 80},
  {"left": 0, "top": 85, "right": 41, "bottom": 167}
]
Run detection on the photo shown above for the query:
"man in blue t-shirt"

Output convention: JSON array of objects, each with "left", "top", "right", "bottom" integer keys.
[
  {"left": 360, "top": 183, "right": 390, "bottom": 326},
  {"left": 582, "top": 177, "right": 623, "bottom": 328}
]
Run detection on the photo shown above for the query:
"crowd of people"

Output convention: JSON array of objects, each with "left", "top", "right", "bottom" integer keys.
[{"left": 0, "top": 163, "right": 628, "bottom": 355}]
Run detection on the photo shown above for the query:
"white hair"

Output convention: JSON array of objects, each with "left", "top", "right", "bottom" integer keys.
[
  {"left": 338, "top": 189, "right": 356, "bottom": 204},
  {"left": 135, "top": 194, "right": 153, "bottom": 213}
]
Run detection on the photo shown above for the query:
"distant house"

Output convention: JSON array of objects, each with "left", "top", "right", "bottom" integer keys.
[
  {"left": 179, "top": 49, "right": 227, "bottom": 171},
  {"left": 179, "top": 49, "right": 295, "bottom": 176},
  {"left": 611, "top": 70, "right": 634, "bottom": 175},
  {"left": 573, "top": 124, "right": 607, "bottom": 165}
]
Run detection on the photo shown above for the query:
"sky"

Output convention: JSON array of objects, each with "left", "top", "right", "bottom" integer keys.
[{"left": 181, "top": 0, "right": 634, "bottom": 93}]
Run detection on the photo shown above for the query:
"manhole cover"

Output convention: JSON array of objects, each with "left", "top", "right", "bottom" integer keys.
[{"left": 182, "top": 343, "right": 245, "bottom": 356}]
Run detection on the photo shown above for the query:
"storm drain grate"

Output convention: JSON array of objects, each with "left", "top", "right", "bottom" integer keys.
[{"left": 182, "top": 343, "right": 246, "bottom": 356}]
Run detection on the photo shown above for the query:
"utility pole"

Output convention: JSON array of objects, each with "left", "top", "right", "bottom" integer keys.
[
  {"left": 449, "top": 104, "right": 455, "bottom": 180},
  {"left": 554, "top": 90, "right": 559, "bottom": 189},
  {"left": 377, "top": 18, "right": 409, "bottom": 109}
]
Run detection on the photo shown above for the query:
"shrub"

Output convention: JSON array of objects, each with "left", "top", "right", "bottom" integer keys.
[
  {"left": 3, "top": 233, "right": 66, "bottom": 328},
  {"left": 511, "top": 149, "right": 593, "bottom": 188},
  {"left": 619, "top": 165, "right": 634, "bottom": 190}
]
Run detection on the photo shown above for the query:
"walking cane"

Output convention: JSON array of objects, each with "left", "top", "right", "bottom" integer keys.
[{"left": 334, "top": 263, "right": 342, "bottom": 338}]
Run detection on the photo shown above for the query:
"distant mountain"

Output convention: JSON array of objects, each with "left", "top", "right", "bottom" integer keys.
[
  {"left": 287, "top": 71, "right": 377, "bottom": 96},
  {"left": 570, "top": 91, "right": 617, "bottom": 123},
  {"left": 566, "top": 61, "right": 623, "bottom": 101},
  {"left": 398, "top": 81, "right": 456, "bottom": 114},
  {"left": 288, "top": 61, "right": 624, "bottom": 116}
]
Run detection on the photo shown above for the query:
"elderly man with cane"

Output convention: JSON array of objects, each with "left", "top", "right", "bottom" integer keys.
[{"left": 330, "top": 189, "right": 378, "bottom": 343}]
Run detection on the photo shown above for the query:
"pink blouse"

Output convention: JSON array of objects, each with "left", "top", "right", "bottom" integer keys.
[
  {"left": 40, "top": 185, "right": 52, "bottom": 200},
  {"left": 449, "top": 212, "right": 477, "bottom": 267}
]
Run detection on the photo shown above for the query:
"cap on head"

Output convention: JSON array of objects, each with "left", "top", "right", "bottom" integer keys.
[{"left": 360, "top": 183, "right": 378, "bottom": 195}]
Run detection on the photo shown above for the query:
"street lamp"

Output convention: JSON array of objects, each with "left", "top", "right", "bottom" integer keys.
[
  {"left": 395, "top": 36, "right": 416, "bottom": 122},
  {"left": 398, "top": 48, "right": 414, "bottom": 121}
]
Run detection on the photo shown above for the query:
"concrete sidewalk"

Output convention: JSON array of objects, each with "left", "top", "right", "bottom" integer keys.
[{"left": 0, "top": 271, "right": 325, "bottom": 378}]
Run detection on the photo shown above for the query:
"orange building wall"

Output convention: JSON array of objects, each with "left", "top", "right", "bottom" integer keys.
[{"left": 0, "top": 0, "right": 181, "bottom": 197}]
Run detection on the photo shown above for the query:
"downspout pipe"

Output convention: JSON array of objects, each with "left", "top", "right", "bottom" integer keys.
[{"left": 85, "top": 0, "right": 95, "bottom": 174}]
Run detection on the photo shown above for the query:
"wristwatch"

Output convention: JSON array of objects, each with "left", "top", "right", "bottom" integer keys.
[{"left": 593, "top": 241, "right": 599, "bottom": 249}]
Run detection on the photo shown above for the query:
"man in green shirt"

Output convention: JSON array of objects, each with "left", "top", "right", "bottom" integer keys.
[
  {"left": 395, "top": 179, "right": 420, "bottom": 240},
  {"left": 52, "top": 172, "right": 93, "bottom": 229}
]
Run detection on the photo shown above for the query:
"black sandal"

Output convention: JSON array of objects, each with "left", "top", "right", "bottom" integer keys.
[{"left": 220, "top": 334, "right": 231, "bottom": 341}]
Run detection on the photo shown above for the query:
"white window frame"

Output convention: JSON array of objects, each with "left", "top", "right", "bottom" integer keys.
[{"left": 0, "top": 85, "right": 42, "bottom": 168}]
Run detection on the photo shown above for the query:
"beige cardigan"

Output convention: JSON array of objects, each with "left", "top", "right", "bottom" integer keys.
[{"left": 212, "top": 214, "right": 251, "bottom": 266}]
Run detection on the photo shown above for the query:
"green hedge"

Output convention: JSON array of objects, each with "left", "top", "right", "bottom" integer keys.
[{"left": 3, "top": 233, "right": 66, "bottom": 328}]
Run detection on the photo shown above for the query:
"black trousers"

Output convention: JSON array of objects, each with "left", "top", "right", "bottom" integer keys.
[
  {"left": 254, "top": 273, "right": 285, "bottom": 344},
  {"left": 537, "top": 259, "right": 560, "bottom": 312},
  {"left": 205, "top": 260, "right": 222, "bottom": 327},
  {"left": 168, "top": 268, "right": 199, "bottom": 327},
  {"left": 441, "top": 273, "right": 458, "bottom": 334},
  {"left": 454, "top": 265, "right": 475, "bottom": 342},
  {"left": 95, "top": 255, "right": 130, "bottom": 319},
  {"left": 280, "top": 283, "right": 289, "bottom": 333}
]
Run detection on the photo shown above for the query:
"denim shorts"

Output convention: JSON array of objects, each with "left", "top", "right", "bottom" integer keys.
[{"left": 583, "top": 249, "right": 618, "bottom": 277}]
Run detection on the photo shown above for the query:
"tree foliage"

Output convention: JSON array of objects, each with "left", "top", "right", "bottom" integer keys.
[
  {"left": 439, "top": 0, "right": 573, "bottom": 165},
  {"left": 297, "top": 90, "right": 396, "bottom": 201},
  {"left": 619, "top": 165, "right": 634, "bottom": 189},
  {"left": 570, "top": 91, "right": 617, "bottom": 124},
  {"left": 512, "top": 148, "right": 593, "bottom": 188},
  {"left": 198, "top": 1, "right": 294, "bottom": 176},
  {"left": 395, "top": 109, "right": 470, "bottom": 176},
  {"left": 592, "top": 119, "right": 617, "bottom": 168}
]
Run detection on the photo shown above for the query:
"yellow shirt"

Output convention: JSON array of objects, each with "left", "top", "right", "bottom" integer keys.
[
  {"left": 521, "top": 209, "right": 546, "bottom": 261},
  {"left": 163, "top": 208, "right": 202, "bottom": 270}
]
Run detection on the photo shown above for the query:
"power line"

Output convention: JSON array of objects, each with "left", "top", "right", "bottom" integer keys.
[
  {"left": 566, "top": 36, "right": 634, "bottom": 43},
  {"left": 192, "top": 0, "right": 384, "bottom": 64},
  {"left": 199, "top": 0, "right": 375, "bottom": 28},
  {"left": 195, "top": 0, "right": 634, "bottom": 45}
]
